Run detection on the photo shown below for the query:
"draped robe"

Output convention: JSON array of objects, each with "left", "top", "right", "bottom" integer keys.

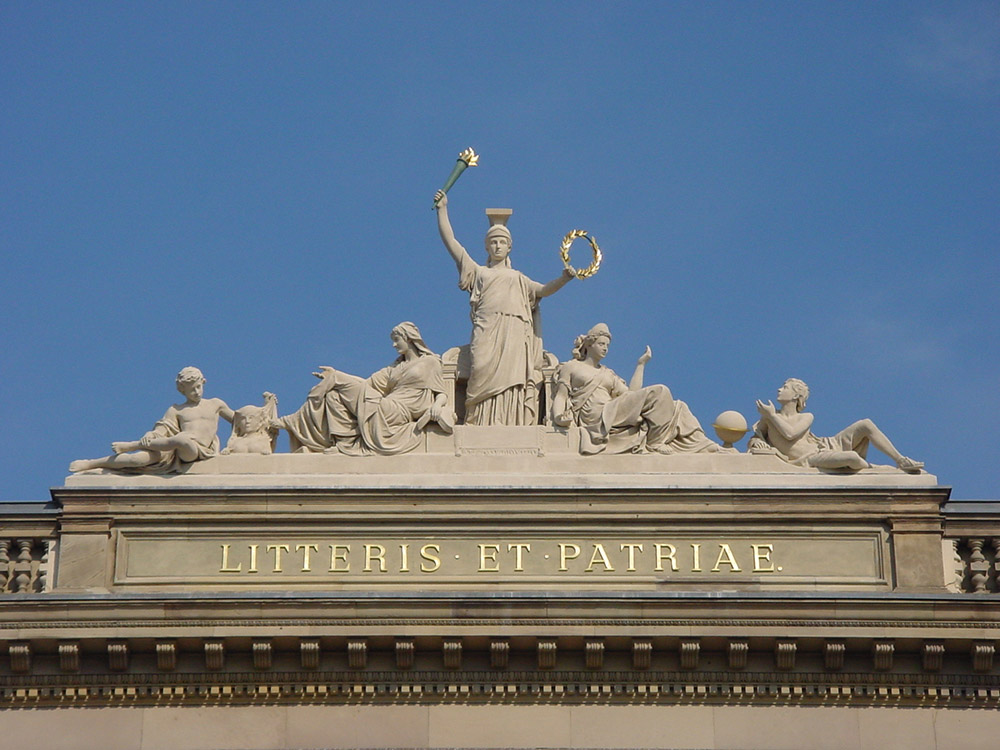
[
  {"left": 281, "top": 355, "right": 448, "bottom": 456},
  {"left": 556, "top": 359, "right": 715, "bottom": 455},
  {"left": 456, "top": 253, "right": 544, "bottom": 426}
]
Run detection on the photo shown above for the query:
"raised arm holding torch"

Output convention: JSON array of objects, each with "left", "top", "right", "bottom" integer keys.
[{"left": 433, "top": 147, "right": 479, "bottom": 208}]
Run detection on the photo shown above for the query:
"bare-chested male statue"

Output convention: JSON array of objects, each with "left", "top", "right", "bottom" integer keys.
[
  {"left": 750, "top": 378, "right": 923, "bottom": 473},
  {"left": 69, "top": 367, "right": 233, "bottom": 474}
]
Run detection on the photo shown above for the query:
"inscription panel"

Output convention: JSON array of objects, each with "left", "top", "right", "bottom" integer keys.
[{"left": 114, "top": 529, "right": 887, "bottom": 589}]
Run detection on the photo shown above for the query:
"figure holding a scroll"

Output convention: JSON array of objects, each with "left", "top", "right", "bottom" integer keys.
[
  {"left": 434, "top": 189, "right": 575, "bottom": 425},
  {"left": 552, "top": 324, "right": 718, "bottom": 455}
]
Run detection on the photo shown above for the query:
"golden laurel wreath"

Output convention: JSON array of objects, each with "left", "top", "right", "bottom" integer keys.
[{"left": 559, "top": 230, "right": 603, "bottom": 279}]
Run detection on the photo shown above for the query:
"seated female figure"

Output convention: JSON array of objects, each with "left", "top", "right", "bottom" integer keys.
[
  {"left": 551, "top": 324, "right": 717, "bottom": 455},
  {"left": 275, "top": 322, "right": 452, "bottom": 456}
]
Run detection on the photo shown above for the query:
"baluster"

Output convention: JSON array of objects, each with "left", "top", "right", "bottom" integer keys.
[
  {"left": 992, "top": 538, "right": 1000, "bottom": 593},
  {"left": 968, "top": 539, "right": 989, "bottom": 593},
  {"left": 949, "top": 539, "right": 964, "bottom": 592},
  {"left": 38, "top": 540, "right": 51, "bottom": 592},
  {"left": 0, "top": 540, "right": 9, "bottom": 593},
  {"left": 14, "top": 539, "right": 33, "bottom": 593}
]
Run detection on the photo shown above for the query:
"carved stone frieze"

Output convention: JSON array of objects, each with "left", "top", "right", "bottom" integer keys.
[
  {"left": 300, "top": 640, "right": 320, "bottom": 670},
  {"left": 824, "top": 641, "right": 846, "bottom": 671},
  {"left": 8, "top": 642, "right": 30, "bottom": 674},
  {"left": 923, "top": 641, "right": 945, "bottom": 672},
  {"left": 59, "top": 641, "right": 80, "bottom": 672},
  {"left": 775, "top": 640, "right": 796, "bottom": 671},
  {"left": 632, "top": 639, "right": 652, "bottom": 670},
  {"left": 972, "top": 642, "right": 995, "bottom": 673},
  {"left": 537, "top": 639, "right": 557, "bottom": 669},
  {"left": 347, "top": 639, "right": 367, "bottom": 669},
  {"left": 679, "top": 639, "right": 700, "bottom": 670},
  {"left": 395, "top": 639, "right": 414, "bottom": 670},
  {"left": 442, "top": 639, "right": 462, "bottom": 670},
  {"left": 729, "top": 640, "right": 749, "bottom": 670},
  {"left": 108, "top": 641, "right": 128, "bottom": 672},
  {"left": 584, "top": 639, "right": 604, "bottom": 670},
  {"left": 489, "top": 639, "right": 509, "bottom": 670},
  {"left": 252, "top": 640, "right": 272, "bottom": 670},
  {"left": 204, "top": 640, "right": 224, "bottom": 670},
  {"left": 156, "top": 641, "right": 177, "bottom": 671},
  {"left": 873, "top": 641, "right": 894, "bottom": 672}
]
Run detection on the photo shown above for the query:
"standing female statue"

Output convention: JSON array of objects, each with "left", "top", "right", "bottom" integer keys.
[
  {"left": 274, "top": 322, "right": 452, "bottom": 456},
  {"left": 434, "top": 190, "right": 575, "bottom": 425},
  {"left": 552, "top": 324, "right": 718, "bottom": 455}
]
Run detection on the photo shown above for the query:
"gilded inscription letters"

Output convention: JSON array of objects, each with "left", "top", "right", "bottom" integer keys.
[
  {"left": 479, "top": 544, "right": 500, "bottom": 572},
  {"left": 219, "top": 544, "right": 241, "bottom": 572},
  {"left": 752, "top": 543, "right": 775, "bottom": 572},
  {"left": 297, "top": 544, "right": 318, "bottom": 572},
  {"left": 329, "top": 544, "right": 350, "bottom": 572},
  {"left": 218, "top": 541, "right": 780, "bottom": 576},
  {"left": 420, "top": 544, "right": 441, "bottom": 572},
  {"left": 654, "top": 543, "right": 677, "bottom": 572},
  {"left": 712, "top": 543, "right": 741, "bottom": 572}
]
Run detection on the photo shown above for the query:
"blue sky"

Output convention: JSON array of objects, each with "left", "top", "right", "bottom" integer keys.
[{"left": 2, "top": 2, "right": 997, "bottom": 499}]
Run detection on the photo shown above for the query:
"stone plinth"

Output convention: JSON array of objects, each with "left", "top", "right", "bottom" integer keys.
[
  {"left": 6, "top": 432, "right": 995, "bottom": 749},
  {"left": 56, "top": 444, "right": 946, "bottom": 595}
]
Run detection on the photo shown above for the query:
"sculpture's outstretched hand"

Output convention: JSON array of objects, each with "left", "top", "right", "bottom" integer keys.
[
  {"left": 637, "top": 346, "right": 652, "bottom": 365},
  {"left": 306, "top": 366, "right": 338, "bottom": 399},
  {"left": 434, "top": 190, "right": 447, "bottom": 208},
  {"left": 756, "top": 399, "right": 777, "bottom": 417}
]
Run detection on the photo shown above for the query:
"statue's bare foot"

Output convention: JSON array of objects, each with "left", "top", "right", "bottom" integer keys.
[
  {"left": 896, "top": 456, "right": 924, "bottom": 474},
  {"left": 111, "top": 441, "right": 136, "bottom": 454},
  {"left": 69, "top": 459, "right": 95, "bottom": 473}
]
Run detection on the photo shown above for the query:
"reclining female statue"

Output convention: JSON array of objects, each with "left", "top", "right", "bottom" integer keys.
[
  {"left": 274, "top": 322, "right": 453, "bottom": 455},
  {"left": 551, "top": 323, "right": 717, "bottom": 455}
]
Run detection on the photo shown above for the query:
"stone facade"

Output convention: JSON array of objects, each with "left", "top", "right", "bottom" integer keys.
[{"left": 2, "top": 449, "right": 999, "bottom": 748}]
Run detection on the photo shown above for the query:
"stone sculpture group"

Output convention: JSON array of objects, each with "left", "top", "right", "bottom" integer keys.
[
  {"left": 275, "top": 322, "right": 453, "bottom": 456},
  {"left": 69, "top": 187, "right": 923, "bottom": 475}
]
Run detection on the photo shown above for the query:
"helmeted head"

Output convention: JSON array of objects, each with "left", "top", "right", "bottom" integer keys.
[
  {"left": 390, "top": 321, "right": 435, "bottom": 361},
  {"left": 572, "top": 323, "right": 612, "bottom": 362},
  {"left": 780, "top": 378, "right": 809, "bottom": 411},
  {"left": 175, "top": 366, "right": 205, "bottom": 399},
  {"left": 484, "top": 224, "right": 512, "bottom": 266}
]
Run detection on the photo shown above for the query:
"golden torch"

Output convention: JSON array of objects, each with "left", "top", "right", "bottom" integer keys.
[{"left": 433, "top": 148, "right": 479, "bottom": 207}]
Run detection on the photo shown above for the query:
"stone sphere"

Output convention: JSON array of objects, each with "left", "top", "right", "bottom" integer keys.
[{"left": 712, "top": 410, "right": 748, "bottom": 446}]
